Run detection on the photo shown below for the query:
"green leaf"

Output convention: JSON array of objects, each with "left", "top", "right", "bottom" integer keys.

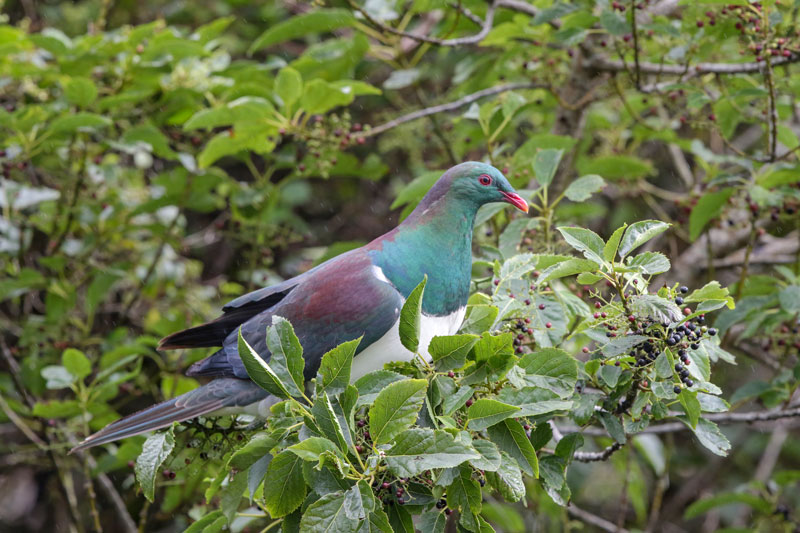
[
  {"left": 61, "top": 348, "right": 91, "bottom": 380},
  {"left": 685, "top": 281, "right": 734, "bottom": 309},
  {"left": 354, "top": 370, "right": 406, "bottom": 407},
  {"left": 679, "top": 391, "right": 701, "bottom": 429},
  {"left": 41, "top": 365, "right": 74, "bottom": 389},
  {"left": 446, "top": 465, "right": 483, "bottom": 527},
  {"left": 466, "top": 399, "right": 520, "bottom": 431},
  {"left": 298, "top": 490, "right": 358, "bottom": 532},
  {"left": 399, "top": 276, "right": 427, "bottom": 353},
  {"left": 384, "top": 429, "right": 480, "bottom": 477},
  {"left": 265, "top": 316, "right": 305, "bottom": 397},
  {"left": 441, "top": 385, "right": 475, "bottom": 415},
  {"left": 32, "top": 400, "right": 81, "bottom": 418},
  {"left": 532, "top": 2, "right": 578, "bottom": 25},
  {"left": 249, "top": 9, "right": 356, "bottom": 53},
  {"left": 599, "top": 364, "right": 622, "bottom": 388},
  {"left": 779, "top": 286, "right": 800, "bottom": 312},
  {"left": 563, "top": 175, "right": 605, "bottom": 202},
  {"left": 384, "top": 69, "right": 422, "bottom": 90},
  {"left": 237, "top": 329, "right": 292, "bottom": 399},
  {"left": 628, "top": 251, "right": 671, "bottom": 275},
  {"left": 598, "top": 412, "right": 626, "bottom": 444},
  {"left": 629, "top": 295, "right": 682, "bottom": 324},
  {"left": 498, "top": 253, "right": 538, "bottom": 281},
  {"left": 369, "top": 379, "right": 427, "bottom": 445},
  {"left": 197, "top": 131, "right": 275, "bottom": 168},
  {"left": 275, "top": 67, "right": 304, "bottom": 111},
  {"left": 538, "top": 258, "right": 596, "bottom": 283},
  {"left": 461, "top": 304, "right": 499, "bottom": 334},
  {"left": 418, "top": 511, "right": 448, "bottom": 533},
  {"left": 300, "top": 78, "right": 354, "bottom": 115},
  {"left": 63, "top": 77, "right": 98, "bottom": 108},
  {"left": 472, "top": 332, "right": 514, "bottom": 362},
  {"left": 603, "top": 224, "right": 627, "bottom": 262},
  {"left": 428, "top": 334, "right": 479, "bottom": 371},
  {"left": 555, "top": 433, "right": 584, "bottom": 461},
  {"left": 318, "top": 338, "right": 360, "bottom": 397},
  {"left": 48, "top": 113, "right": 111, "bottom": 134},
  {"left": 600, "top": 9, "right": 630, "bottom": 35},
  {"left": 758, "top": 168, "right": 800, "bottom": 188},
  {"left": 221, "top": 471, "right": 248, "bottom": 523},
  {"left": 287, "top": 437, "right": 343, "bottom": 461},
  {"left": 312, "top": 391, "right": 350, "bottom": 451},
  {"left": 184, "top": 510, "right": 226, "bottom": 533},
  {"left": 497, "top": 387, "right": 573, "bottom": 417},
  {"left": 556, "top": 226, "right": 605, "bottom": 265},
  {"left": 689, "top": 189, "right": 734, "bottom": 241},
  {"left": 618, "top": 220, "right": 670, "bottom": 259},
  {"left": 601, "top": 335, "right": 648, "bottom": 357},
  {"left": 264, "top": 451, "right": 306, "bottom": 517},
  {"left": 228, "top": 433, "right": 278, "bottom": 470},
  {"left": 576, "top": 272, "right": 603, "bottom": 284},
  {"left": 684, "top": 492, "right": 772, "bottom": 519},
  {"left": 518, "top": 348, "right": 578, "bottom": 399},
  {"left": 533, "top": 149, "right": 564, "bottom": 187},
  {"left": 135, "top": 428, "right": 175, "bottom": 502},
  {"left": 485, "top": 452, "right": 526, "bottom": 502},
  {"left": 576, "top": 154, "right": 653, "bottom": 180},
  {"left": 184, "top": 97, "right": 276, "bottom": 131},
  {"left": 486, "top": 419, "right": 539, "bottom": 478},
  {"left": 655, "top": 351, "right": 672, "bottom": 379},
  {"left": 470, "top": 439, "right": 502, "bottom": 472},
  {"left": 681, "top": 417, "right": 731, "bottom": 456}
]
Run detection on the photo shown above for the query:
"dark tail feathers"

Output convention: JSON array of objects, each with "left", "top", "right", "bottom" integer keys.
[{"left": 70, "top": 378, "right": 270, "bottom": 453}]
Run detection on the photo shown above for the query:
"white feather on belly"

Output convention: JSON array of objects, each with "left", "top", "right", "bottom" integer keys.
[{"left": 350, "top": 306, "right": 466, "bottom": 381}]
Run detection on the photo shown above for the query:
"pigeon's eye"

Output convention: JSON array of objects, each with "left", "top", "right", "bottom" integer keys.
[{"left": 478, "top": 174, "right": 492, "bottom": 186}]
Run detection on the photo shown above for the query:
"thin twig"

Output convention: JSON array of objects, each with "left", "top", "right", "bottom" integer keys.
[
  {"left": 568, "top": 503, "right": 630, "bottom": 533},
  {"left": 365, "top": 81, "right": 548, "bottom": 137},
  {"left": 121, "top": 211, "right": 181, "bottom": 316},
  {"left": 350, "top": 0, "right": 497, "bottom": 47},
  {"left": 450, "top": 2, "right": 483, "bottom": 25},
  {"left": 630, "top": 0, "right": 641, "bottom": 88},
  {"left": 765, "top": 53, "right": 779, "bottom": 161}
]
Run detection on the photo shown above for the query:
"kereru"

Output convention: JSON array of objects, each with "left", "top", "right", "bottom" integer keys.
[{"left": 71, "top": 162, "right": 528, "bottom": 452}]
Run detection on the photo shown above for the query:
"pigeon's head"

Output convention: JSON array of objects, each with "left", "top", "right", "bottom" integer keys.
[{"left": 446, "top": 161, "right": 528, "bottom": 213}]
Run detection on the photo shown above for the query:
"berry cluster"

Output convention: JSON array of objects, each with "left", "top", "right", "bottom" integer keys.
[
  {"left": 374, "top": 478, "right": 410, "bottom": 506},
  {"left": 286, "top": 112, "right": 368, "bottom": 176}
]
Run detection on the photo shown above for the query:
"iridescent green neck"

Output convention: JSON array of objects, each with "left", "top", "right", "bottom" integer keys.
[{"left": 369, "top": 195, "right": 477, "bottom": 316}]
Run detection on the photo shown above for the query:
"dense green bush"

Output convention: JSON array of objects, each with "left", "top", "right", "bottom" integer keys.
[{"left": 2, "top": 1, "right": 800, "bottom": 532}]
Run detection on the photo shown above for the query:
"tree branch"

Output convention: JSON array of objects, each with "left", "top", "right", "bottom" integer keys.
[
  {"left": 365, "top": 81, "right": 547, "bottom": 137},
  {"left": 589, "top": 53, "right": 800, "bottom": 75},
  {"left": 565, "top": 406, "right": 800, "bottom": 436},
  {"left": 574, "top": 442, "right": 624, "bottom": 462}
]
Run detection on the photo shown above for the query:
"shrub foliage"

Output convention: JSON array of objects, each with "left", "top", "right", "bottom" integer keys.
[{"left": 1, "top": 1, "right": 800, "bottom": 532}]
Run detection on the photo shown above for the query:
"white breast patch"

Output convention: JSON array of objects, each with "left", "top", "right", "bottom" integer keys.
[{"left": 350, "top": 307, "right": 466, "bottom": 381}]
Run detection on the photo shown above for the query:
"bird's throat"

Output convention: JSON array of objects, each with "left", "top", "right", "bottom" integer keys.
[{"left": 370, "top": 196, "right": 477, "bottom": 316}]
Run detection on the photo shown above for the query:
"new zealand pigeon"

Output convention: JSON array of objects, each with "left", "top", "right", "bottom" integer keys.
[{"left": 71, "top": 162, "right": 528, "bottom": 452}]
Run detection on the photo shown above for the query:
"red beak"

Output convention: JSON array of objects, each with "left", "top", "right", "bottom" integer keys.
[{"left": 501, "top": 191, "right": 529, "bottom": 213}]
